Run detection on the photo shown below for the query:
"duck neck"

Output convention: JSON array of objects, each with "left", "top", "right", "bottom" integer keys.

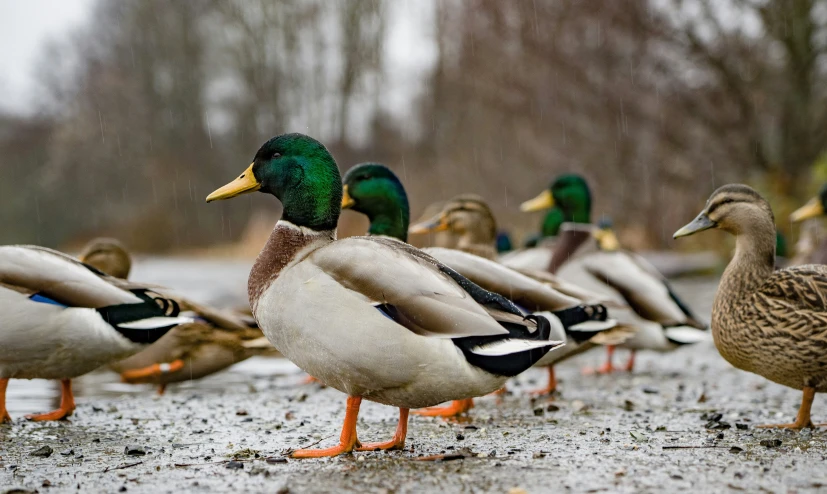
[
  {"left": 368, "top": 210, "right": 409, "bottom": 242},
  {"left": 456, "top": 238, "right": 498, "bottom": 261},
  {"left": 248, "top": 221, "right": 335, "bottom": 313},
  {"left": 718, "top": 220, "right": 776, "bottom": 298},
  {"left": 541, "top": 208, "right": 564, "bottom": 237}
]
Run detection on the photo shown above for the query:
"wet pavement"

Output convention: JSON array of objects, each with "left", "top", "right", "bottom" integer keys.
[{"left": 2, "top": 264, "right": 827, "bottom": 493}]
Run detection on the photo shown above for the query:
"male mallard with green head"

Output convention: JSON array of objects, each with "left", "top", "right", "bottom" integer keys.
[
  {"left": 342, "top": 162, "right": 626, "bottom": 400},
  {"left": 675, "top": 184, "right": 827, "bottom": 429},
  {"left": 520, "top": 174, "right": 709, "bottom": 374},
  {"left": 77, "top": 238, "right": 274, "bottom": 395},
  {"left": 0, "top": 246, "right": 192, "bottom": 422},
  {"left": 206, "top": 134, "right": 573, "bottom": 457}
]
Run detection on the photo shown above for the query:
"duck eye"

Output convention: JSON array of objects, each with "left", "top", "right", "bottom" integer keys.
[{"left": 272, "top": 152, "right": 281, "bottom": 159}]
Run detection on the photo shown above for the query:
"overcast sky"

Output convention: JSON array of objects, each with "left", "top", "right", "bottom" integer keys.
[{"left": 0, "top": 0, "right": 94, "bottom": 114}]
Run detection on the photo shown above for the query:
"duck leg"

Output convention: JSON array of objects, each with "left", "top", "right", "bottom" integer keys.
[
  {"left": 292, "top": 396, "right": 362, "bottom": 458},
  {"left": 26, "top": 379, "right": 75, "bottom": 421},
  {"left": 582, "top": 346, "right": 616, "bottom": 375},
  {"left": 413, "top": 398, "right": 474, "bottom": 418},
  {"left": 757, "top": 387, "right": 815, "bottom": 430},
  {"left": 0, "top": 378, "right": 11, "bottom": 423},
  {"left": 530, "top": 367, "right": 558, "bottom": 396},
  {"left": 357, "top": 408, "right": 409, "bottom": 451},
  {"left": 622, "top": 350, "right": 636, "bottom": 372},
  {"left": 120, "top": 360, "right": 185, "bottom": 383}
]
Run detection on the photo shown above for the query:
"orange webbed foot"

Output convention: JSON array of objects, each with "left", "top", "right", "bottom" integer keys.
[
  {"left": 0, "top": 410, "right": 12, "bottom": 424},
  {"left": 581, "top": 361, "right": 616, "bottom": 376},
  {"left": 121, "top": 360, "right": 185, "bottom": 383},
  {"left": 292, "top": 442, "right": 359, "bottom": 458},
  {"left": 756, "top": 421, "right": 814, "bottom": 430},
  {"left": 291, "top": 396, "right": 363, "bottom": 459},
  {"left": 357, "top": 408, "right": 409, "bottom": 452},
  {"left": 413, "top": 399, "right": 474, "bottom": 418},
  {"left": 25, "top": 408, "right": 72, "bottom": 422},
  {"left": 530, "top": 367, "right": 558, "bottom": 397},
  {"left": 26, "top": 379, "right": 75, "bottom": 422}
]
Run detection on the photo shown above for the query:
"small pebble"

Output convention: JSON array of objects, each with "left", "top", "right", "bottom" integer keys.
[
  {"left": 266, "top": 457, "right": 288, "bottom": 464},
  {"left": 225, "top": 461, "right": 244, "bottom": 470},
  {"left": 760, "top": 439, "right": 782, "bottom": 448},
  {"left": 124, "top": 446, "right": 147, "bottom": 456},
  {"left": 30, "top": 445, "right": 53, "bottom": 458}
]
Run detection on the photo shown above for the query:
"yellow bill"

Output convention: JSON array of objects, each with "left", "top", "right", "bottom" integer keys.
[
  {"left": 341, "top": 185, "right": 355, "bottom": 209},
  {"left": 790, "top": 197, "right": 824, "bottom": 223},
  {"left": 206, "top": 163, "right": 261, "bottom": 202},
  {"left": 593, "top": 228, "right": 620, "bottom": 252},
  {"left": 520, "top": 189, "right": 554, "bottom": 212},
  {"left": 409, "top": 213, "right": 450, "bottom": 235}
]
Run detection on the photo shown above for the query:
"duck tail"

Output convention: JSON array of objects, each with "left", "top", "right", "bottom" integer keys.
[
  {"left": 97, "top": 289, "right": 193, "bottom": 344},
  {"left": 453, "top": 313, "right": 565, "bottom": 377}
]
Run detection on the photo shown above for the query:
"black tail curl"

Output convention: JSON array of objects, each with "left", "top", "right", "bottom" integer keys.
[
  {"left": 96, "top": 289, "right": 184, "bottom": 344},
  {"left": 453, "top": 312, "right": 556, "bottom": 377}
]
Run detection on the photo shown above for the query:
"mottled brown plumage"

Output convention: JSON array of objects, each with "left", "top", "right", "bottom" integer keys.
[
  {"left": 675, "top": 184, "right": 827, "bottom": 428},
  {"left": 410, "top": 195, "right": 499, "bottom": 260}
]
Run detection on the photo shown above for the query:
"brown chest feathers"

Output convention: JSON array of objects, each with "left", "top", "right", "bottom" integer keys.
[{"left": 248, "top": 222, "right": 334, "bottom": 314}]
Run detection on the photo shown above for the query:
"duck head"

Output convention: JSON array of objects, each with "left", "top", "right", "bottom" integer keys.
[
  {"left": 409, "top": 195, "right": 497, "bottom": 246},
  {"left": 674, "top": 184, "right": 774, "bottom": 239},
  {"left": 79, "top": 238, "right": 132, "bottom": 279},
  {"left": 340, "top": 162, "right": 410, "bottom": 241},
  {"left": 207, "top": 133, "right": 342, "bottom": 231},
  {"left": 521, "top": 174, "right": 592, "bottom": 227}
]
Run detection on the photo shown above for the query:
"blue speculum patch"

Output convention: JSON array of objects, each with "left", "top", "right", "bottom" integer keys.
[{"left": 29, "top": 293, "right": 68, "bottom": 307}]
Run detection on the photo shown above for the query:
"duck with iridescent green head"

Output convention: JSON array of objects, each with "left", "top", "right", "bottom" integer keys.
[
  {"left": 520, "top": 174, "right": 709, "bottom": 374},
  {"left": 206, "top": 135, "right": 577, "bottom": 458},
  {"left": 343, "top": 162, "right": 629, "bottom": 400}
]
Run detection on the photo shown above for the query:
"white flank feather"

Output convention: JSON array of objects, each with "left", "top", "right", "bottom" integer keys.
[
  {"left": 663, "top": 326, "right": 711, "bottom": 344},
  {"left": 568, "top": 318, "right": 618, "bottom": 332},
  {"left": 118, "top": 315, "right": 194, "bottom": 330},
  {"left": 470, "top": 339, "right": 564, "bottom": 357}
]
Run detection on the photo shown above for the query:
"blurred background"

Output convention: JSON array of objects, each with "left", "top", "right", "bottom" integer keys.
[{"left": 1, "top": 0, "right": 826, "bottom": 255}]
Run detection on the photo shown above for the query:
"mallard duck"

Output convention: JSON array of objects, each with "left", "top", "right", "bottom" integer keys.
[
  {"left": 77, "top": 239, "right": 276, "bottom": 395},
  {"left": 342, "top": 163, "right": 627, "bottom": 399},
  {"left": 675, "top": 184, "right": 827, "bottom": 429},
  {"left": 205, "top": 134, "right": 580, "bottom": 458},
  {"left": 0, "top": 245, "right": 192, "bottom": 422},
  {"left": 790, "top": 184, "right": 827, "bottom": 265},
  {"left": 520, "top": 174, "right": 709, "bottom": 374}
]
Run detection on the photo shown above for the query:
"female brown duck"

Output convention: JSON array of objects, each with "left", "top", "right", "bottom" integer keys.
[{"left": 675, "top": 184, "right": 827, "bottom": 429}]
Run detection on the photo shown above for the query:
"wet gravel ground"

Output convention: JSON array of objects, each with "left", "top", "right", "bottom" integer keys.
[{"left": 2, "top": 276, "right": 827, "bottom": 493}]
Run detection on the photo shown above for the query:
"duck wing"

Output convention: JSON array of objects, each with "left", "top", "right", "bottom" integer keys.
[
  {"left": 0, "top": 245, "right": 190, "bottom": 342},
  {"left": 744, "top": 265, "right": 827, "bottom": 344},
  {"left": 422, "top": 247, "right": 581, "bottom": 311},
  {"left": 579, "top": 250, "right": 705, "bottom": 328}
]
